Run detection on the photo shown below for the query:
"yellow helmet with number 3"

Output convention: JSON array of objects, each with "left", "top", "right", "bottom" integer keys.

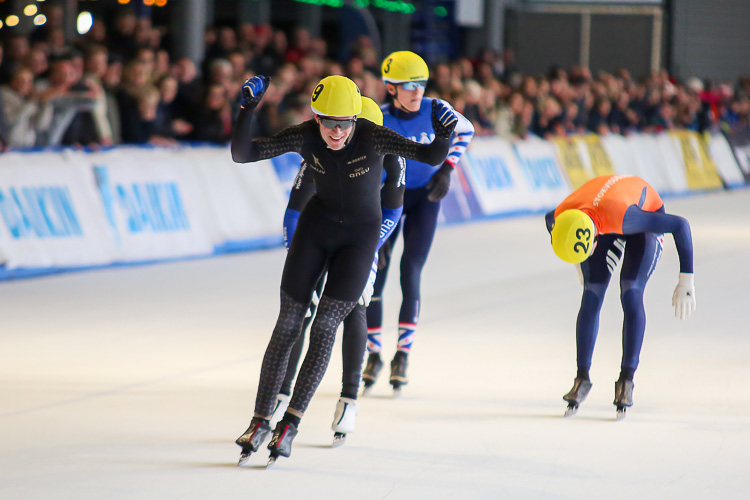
[
  {"left": 310, "top": 75, "right": 362, "bottom": 117},
  {"left": 551, "top": 209, "right": 597, "bottom": 264},
  {"left": 359, "top": 96, "right": 383, "bottom": 126},
  {"left": 381, "top": 51, "right": 429, "bottom": 84}
]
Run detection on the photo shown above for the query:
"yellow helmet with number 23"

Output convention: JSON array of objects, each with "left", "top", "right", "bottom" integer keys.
[{"left": 551, "top": 209, "right": 597, "bottom": 264}]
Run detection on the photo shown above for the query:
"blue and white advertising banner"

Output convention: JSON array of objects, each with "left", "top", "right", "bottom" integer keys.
[
  {"left": 177, "top": 146, "right": 271, "bottom": 243},
  {"left": 87, "top": 148, "right": 214, "bottom": 261},
  {"left": 233, "top": 158, "right": 289, "bottom": 239},
  {"left": 437, "top": 159, "right": 485, "bottom": 224},
  {"left": 610, "top": 135, "right": 676, "bottom": 194},
  {"left": 513, "top": 137, "right": 571, "bottom": 209},
  {"left": 461, "top": 138, "right": 538, "bottom": 215},
  {"left": 600, "top": 134, "right": 637, "bottom": 176},
  {"left": 0, "top": 152, "right": 117, "bottom": 269},
  {"left": 654, "top": 134, "right": 691, "bottom": 193},
  {"left": 270, "top": 153, "right": 305, "bottom": 195},
  {"left": 600, "top": 134, "right": 674, "bottom": 192},
  {"left": 1, "top": 129, "right": 743, "bottom": 280},
  {"left": 709, "top": 133, "right": 745, "bottom": 187},
  {"left": 723, "top": 129, "right": 750, "bottom": 184}
]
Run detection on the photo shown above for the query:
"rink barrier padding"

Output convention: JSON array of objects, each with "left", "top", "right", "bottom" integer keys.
[
  {"left": 0, "top": 133, "right": 746, "bottom": 281},
  {"left": 723, "top": 128, "right": 750, "bottom": 185}
]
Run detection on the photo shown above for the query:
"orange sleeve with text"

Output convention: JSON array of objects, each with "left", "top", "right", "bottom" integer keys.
[{"left": 554, "top": 175, "right": 663, "bottom": 234}]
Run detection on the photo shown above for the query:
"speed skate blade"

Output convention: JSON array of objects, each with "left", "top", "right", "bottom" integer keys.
[
  {"left": 564, "top": 405, "right": 578, "bottom": 417},
  {"left": 332, "top": 432, "right": 346, "bottom": 448}
]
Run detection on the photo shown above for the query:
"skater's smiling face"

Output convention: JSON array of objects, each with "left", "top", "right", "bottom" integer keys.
[
  {"left": 316, "top": 114, "right": 356, "bottom": 150},
  {"left": 387, "top": 81, "right": 426, "bottom": 113}
]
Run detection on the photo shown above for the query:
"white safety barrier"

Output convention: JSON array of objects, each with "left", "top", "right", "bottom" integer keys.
[
  {"left": 0, "top": 132, "right": 744, "bottom": 278},
  {"left": 0, "top": 151, "right": 116, "bottom": 269}
]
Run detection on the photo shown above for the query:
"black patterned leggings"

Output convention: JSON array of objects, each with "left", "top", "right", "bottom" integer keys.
[{"left": 253, "top": 207, "right": 379, "bottom": 419}]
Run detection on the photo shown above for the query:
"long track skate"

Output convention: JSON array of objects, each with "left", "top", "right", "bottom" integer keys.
[
  {"left": 389, "top": 352, "right": 408, "bottom": 398},
  {"left": 361, "top": 353, "right": 383, "bottom": 396},
  {"left": 331, "top": 397, "right": 357, "bottom": 447},
  {"left": 265, "top": 420, "right": 298, "bottom": 468},
  {"left": 563, "top": 377, "right": 592, "bottom": 417},
  {"left": 613, "top": 379, "right": 634, "bottom": 421},
  {"left": 235, "top": 419, "right": 272, "bottom": 466},
  {"left": 332, "top": 432, "right": 347, "bottom": 447}
]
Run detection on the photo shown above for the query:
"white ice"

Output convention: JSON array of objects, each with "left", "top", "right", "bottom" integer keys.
[{"left": 1, "top": 189, "right": 749, "bottom": 500}]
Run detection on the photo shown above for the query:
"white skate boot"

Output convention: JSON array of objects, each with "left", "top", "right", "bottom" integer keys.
[
  {"left": 331, "top": 397, "right": 358, "bottom": 447},
  {"left": 269, "top": 394, "right": 290, "bottom": 428}
]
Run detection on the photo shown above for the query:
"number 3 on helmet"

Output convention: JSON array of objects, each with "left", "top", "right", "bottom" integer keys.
[
  {"left": 381, "top": 51, "right": 429, "bottom": 84},
  {"left": 551, "top": 209, "right": 597, "bottom": 264}
]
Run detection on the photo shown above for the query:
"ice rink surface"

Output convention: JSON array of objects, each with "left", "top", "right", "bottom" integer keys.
[{"left": 1, "top": 189, "right": 749, "bottom": 500}]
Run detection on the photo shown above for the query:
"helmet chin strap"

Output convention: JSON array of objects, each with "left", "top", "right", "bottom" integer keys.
[{"left": 392, "top": 87, "right": 417, "bottom": 114}]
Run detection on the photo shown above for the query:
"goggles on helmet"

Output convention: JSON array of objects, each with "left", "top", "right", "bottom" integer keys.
[
  {"left": 399, "top": 80, "right": 427, "bottom": 91},
  {"left": 318, "top": 116, "right": 356, "bottom": 130}
]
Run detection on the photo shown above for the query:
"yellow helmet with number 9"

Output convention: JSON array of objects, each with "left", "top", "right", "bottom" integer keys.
[
  {"left": 551, "top": 209, "right": 597, "bottom": 264},
  {"left": 310, "top": 75, "right": 362, "bottom": 117}
]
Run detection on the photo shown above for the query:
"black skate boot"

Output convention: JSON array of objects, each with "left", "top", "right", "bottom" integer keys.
[
  {"left": 563, "top": 376, "right": 592, "bottom": 417},
  {"left": 390, "top": 351, "right": 409, "bottom": 397},
  {"left": 235, "top": 417, "right": 272, "bottom": 466},
  {"left": 361, "top": 353, "right": 383, "bottom": 395},
  {"left": 614, "top": 378, "right": 634, "bottom": 420},
  {"left": 266, "top": 420, "right": 298, "bottom": 467}
]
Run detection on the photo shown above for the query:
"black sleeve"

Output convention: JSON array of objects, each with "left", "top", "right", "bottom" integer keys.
[
  {"left": 545, "top": 209, "right": 556, "bottom": 234},
  {"left": 287, "top": 161, "right": 317, "bottom": 212},
  {"left": 381, "top": 155, "right": 406, "bottom": 210},
  {"left": 231, "top": 107, "right": 305, "bottom": 163},
  {"left": 371, "top": 125, "right": 450, "bottom": 166}
]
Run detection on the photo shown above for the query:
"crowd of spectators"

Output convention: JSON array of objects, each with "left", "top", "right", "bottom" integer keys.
[{"left": 1, "top": 5, "right": 749, "bottom": 151}]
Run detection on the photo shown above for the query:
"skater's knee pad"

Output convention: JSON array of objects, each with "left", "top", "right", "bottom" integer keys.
[
  {"left": 620, "top": 279, "right": 646, "bottom": 295},
  {"left": 620, "top": 280, "right": 645, "bottom": 311},
  {"left": 581, "top": 283, "right": 607, "bottom": 311}
]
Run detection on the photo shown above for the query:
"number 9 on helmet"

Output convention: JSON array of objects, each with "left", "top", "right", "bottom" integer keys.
[
  {"left": 310, "top": 75, "right": 362, "bottom": 117},
  {"left": 551, "top": 209, "right": 597, "bottom": 264}
]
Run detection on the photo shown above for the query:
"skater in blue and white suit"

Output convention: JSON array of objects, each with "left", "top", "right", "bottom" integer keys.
[{"left": 362, "top": 51, "right": 475, "bottom": 394}]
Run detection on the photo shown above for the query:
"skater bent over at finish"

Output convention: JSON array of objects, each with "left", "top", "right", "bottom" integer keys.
[
  {"left": 272, "top": 97, "right": 400, "bottom": 447},
  {"left": 231, "top": 74, "right": 456, "bottom": 466},
  {"left": 546, "top": 174, "right": 696, "bottom": 419},
  {"left": 363, "top": 51, "right": 475, "bottom": 396}
]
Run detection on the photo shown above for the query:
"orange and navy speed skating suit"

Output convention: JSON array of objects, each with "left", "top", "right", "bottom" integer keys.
[{"left": 545, "top": 175, "right": 693, "bottom": 378}]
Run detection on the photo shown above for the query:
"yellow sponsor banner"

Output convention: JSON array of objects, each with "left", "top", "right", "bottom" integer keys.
[
  {"left": 696, "top": 132, "right": 725, "bottom": 189},
  {"left": 552, "top": 137, "right": 589, "bottom": 189},
  {"left": 670, "top": 130, "right": 723, "bottom": 190},
  {"left": 580, "top": 134, "right": 617, "bottom": 177}
]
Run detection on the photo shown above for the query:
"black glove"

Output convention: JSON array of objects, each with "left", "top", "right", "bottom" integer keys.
[
  {"left": 426, "top": 162, "right": 453, "bottom": 202},
  {"left": 431, "top": 99, "right": 458, "bottom": 139},
  {"left": 377, "top": 238, "right": 393, "bottom": 271},
  {"left": 241, "top": 75, "right": 271, "bottom": 109}
]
